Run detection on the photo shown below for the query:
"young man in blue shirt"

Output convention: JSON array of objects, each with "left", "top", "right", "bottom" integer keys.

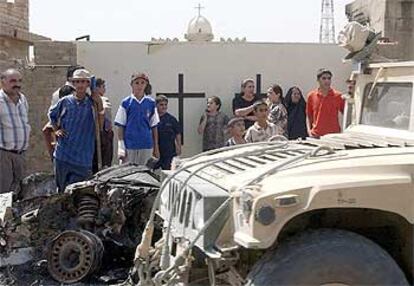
[
  {"left": 49, "top": 69, "right": 104, "bottom": 192},
  {"left": 43, "top": 65, "right": 84, "bottom": 159},
  {"left": 155, "top": 95, "right": 182, "bottom": 170},
  {"left": 115, "top": 73, "right": 160, "bottom": 165}
]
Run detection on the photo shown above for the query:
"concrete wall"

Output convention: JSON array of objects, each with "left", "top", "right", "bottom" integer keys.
[{"left": 78, "top": 41, "right": 351, "bottom": 157}]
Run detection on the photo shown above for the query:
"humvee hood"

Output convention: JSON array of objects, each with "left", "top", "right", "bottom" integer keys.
[{"left": 180, "top": 130, "right": 414, "bottom": 192}]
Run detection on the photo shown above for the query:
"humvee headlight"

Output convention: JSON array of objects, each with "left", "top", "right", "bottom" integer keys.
[
  {"left": 255, "top": 205, "right": 276, "bottom": 226},
  {"left": 274, "top": 194, "right": 299, "bottom": 207}
]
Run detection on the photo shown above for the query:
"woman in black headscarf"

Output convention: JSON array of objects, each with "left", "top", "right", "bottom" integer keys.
[{"left": 284, "top": 86, "right": 308, "bottom": 140}]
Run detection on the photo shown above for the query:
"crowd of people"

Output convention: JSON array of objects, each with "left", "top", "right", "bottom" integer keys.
[
  {"left": 0, "top": 66, "right": 351, "bottom": 194},
  {"left": 199, "top": 68, "right": 347, "bottom": 149}
]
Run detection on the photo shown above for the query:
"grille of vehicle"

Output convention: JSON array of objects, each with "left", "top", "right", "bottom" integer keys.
[
  {"left": 168, "top": 179, "right": 194, "bottom": 229},
  {"left": 198, "top": 134, "right": 414, "bottom": 178},
  {"left": 160, "top": 172, "right": 229, "bottom": 252},
  {"left": 201, "top": 148, "right": 311, "bottom": 177}
]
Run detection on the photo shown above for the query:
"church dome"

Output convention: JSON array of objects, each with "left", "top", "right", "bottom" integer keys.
[{"left": 185, "top": 15, "right": 214, "bottom": 42}]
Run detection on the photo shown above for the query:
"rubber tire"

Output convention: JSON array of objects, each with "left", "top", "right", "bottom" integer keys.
[{"left": 245, "top": 229, "right": 408, "bottom": 285}]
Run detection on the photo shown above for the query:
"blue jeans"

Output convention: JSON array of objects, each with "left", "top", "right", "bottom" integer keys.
[{"left": 54, "top": 159, "right": 92, "bottom": 192}]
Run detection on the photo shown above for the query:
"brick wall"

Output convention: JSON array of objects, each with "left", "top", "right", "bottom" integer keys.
[
  {"left": 0, "top": 37, "right": 28, "bottom": 71},
  {"left": 0, "top": 0, "right": 30, "bottom": 72},
  {"left": 0, "top": 0, "right": 29, "bottom": 32},
  {"left": 22, "top": 41, "right": 77, "bottom": 174}
]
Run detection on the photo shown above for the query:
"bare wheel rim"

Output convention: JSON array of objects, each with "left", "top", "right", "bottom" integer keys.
[{"left": 48, "top": 231, "right": 97, "bottom": 283}]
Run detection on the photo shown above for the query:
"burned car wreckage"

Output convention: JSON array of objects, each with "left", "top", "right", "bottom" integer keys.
[{"left": 0, "top": 164, "right": 160, "bottom": 284}]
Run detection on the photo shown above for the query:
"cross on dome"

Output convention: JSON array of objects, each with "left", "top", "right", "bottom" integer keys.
[
  {"left": 195, "top": 3, "right": 204, "bottom": 16},
  {"left": 185, "top": 4, "right": 214, "bottom": 42}
]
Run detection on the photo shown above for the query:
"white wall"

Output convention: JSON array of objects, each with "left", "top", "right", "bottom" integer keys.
[{"left": 77, "top": 41, "right": 351, "bottom": 157}]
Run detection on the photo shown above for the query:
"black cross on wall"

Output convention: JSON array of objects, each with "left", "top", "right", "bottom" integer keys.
[
  {"left": 234, "top": 74, "right": 267, "bottom": 100},
  {"left": 157, "top": 73, "right": 205, "bottom": 144}
]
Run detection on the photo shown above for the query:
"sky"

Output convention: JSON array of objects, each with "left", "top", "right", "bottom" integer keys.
[{"left": 29, "top": 0, "right": 354, "bottom": 43}]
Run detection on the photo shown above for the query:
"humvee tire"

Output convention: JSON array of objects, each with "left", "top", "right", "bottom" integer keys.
[{"left": 245, "top": 229, "right": 408, "bottom": 285}]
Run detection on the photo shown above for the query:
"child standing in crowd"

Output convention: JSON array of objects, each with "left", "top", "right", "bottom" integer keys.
[
  {"left": 245, "top": 100, "right": 284, "bottom": 143},
  {"left": 155, "top": 95, "right": 182, "bottom": 170},
  {"left": 114, "top": 73, "right": 160, "bottom": 165},
  {"left": 267, "top": 84, "right": 288, "bottom": 136},
  {"left": 284, "top": 86, "right": 308, "bottom": 139},
  {"left": 225, "top": 117, "right": 246, "bottom": 146},
  {"left": 198, "top": 96, "right": 229, "bottom": 151}
]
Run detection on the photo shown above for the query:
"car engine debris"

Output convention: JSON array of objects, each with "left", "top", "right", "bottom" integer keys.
[{"left": 0, "top": 164, "right": 160, "bottom": 285}]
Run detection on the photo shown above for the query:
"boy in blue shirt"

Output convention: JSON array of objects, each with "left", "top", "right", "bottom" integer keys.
[
  {"left": 155, "top": 95, "right": 182, "bottom": 170},
  {"left": 114, "top": 73, "right": 160, "bottom": 165},
  {"left": 49, "top": 69, "right": 104, "bottom": 192}
]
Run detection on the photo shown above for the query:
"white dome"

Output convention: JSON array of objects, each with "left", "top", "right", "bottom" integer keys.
[{"left": 185, "top": 15, "right": 214, "bottom": 42}]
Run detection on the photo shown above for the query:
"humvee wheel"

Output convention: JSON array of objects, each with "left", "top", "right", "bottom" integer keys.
[{"left": 245, "top": 229, "right": 408, "bottom": 285}]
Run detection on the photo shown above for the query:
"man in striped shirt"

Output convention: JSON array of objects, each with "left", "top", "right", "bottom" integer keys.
[
  {"left": 49, "top": 69, "right": 104, "bottom": 192},
  {"left": 0, "top": 69, "right": 31, "bottom": 194}
]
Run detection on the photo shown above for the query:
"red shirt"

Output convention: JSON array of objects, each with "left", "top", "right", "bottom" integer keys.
[{"left": 306, "top": 88, "right": 345, "bottom": 137}]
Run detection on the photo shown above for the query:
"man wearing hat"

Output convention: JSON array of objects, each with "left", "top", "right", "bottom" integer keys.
[
  {"left": 49, "top": 69, "right": 104, "bottom": 192},
  {"left": 306, "top": 68, "right": 345, "bottom": 138},
  {"left": 42, "top": 65, "right": 85, "bottom": 159},
  {"left": 114, "top": 72, "right": 160, "bottom": 166}
]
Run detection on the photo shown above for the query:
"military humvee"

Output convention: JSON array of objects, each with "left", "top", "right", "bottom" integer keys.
[{"left": 132, "top": 61, "right": 414, "bottom": 286}]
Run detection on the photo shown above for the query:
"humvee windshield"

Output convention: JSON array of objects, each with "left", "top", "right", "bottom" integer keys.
[{"left": 361, "top": 83, "right": 413, "bottom": 130}]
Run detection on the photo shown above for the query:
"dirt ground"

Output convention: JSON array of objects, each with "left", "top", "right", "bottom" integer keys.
[{"left": 0, "top": 261, "right": 130, "bottom": 286}]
